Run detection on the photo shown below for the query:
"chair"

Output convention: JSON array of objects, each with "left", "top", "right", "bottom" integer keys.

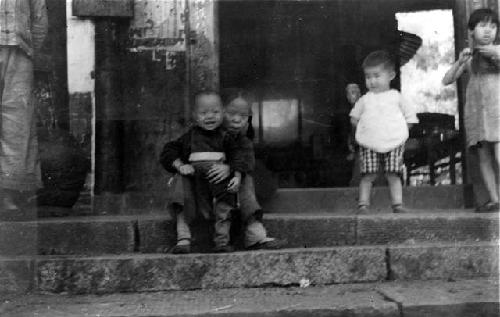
[{"left": 404, "top": 113, "right": 462, "bottom": 185}]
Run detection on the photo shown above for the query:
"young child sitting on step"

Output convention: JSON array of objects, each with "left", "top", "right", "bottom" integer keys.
[
  {"left": 349, "top": 50, "right": 418, "bottom": 214},
  {"left": 160, "top": 91, "right": 253, "bottom": 253}
]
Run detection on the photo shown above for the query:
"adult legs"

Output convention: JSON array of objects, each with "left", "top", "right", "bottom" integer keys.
[{"left": 0, "top": 48, "right": 41, "bottom": 193}]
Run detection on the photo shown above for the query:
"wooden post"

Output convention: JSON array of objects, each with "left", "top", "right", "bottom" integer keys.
[
  {"left": 94, "top": 20, "right": 127, "bottom": 194},
  {"left": 188, "top": 0, "right": 219, "bottom": 93}
]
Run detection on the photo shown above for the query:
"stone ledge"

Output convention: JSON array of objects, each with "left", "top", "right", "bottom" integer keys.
[
  {"left": 35, "top": 247, "right": 387, "bottom": 294},
  {"left": 0, "top": 218, "right": 136, "bottom": 256},
  {"left": 262, "top": 185, "right": 470, "bottom": 212},
  {"left": 356, "top": 213, "right": 499, "bottom": 245},
  {"left": 388, "top": 242, "right": 499, "bottom": 281},
  {"left": 377, "top": 278, "right": 499, "bottom": 317},
  {"left": 2, "top": 212, "right": 497, "bottom": 256}
]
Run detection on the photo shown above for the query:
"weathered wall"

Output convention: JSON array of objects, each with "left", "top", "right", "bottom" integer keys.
[{"left": 90, "top": 0, "right": 219, "bottom": 209}]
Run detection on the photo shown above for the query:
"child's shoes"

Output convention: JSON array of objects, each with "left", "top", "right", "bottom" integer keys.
[
  {"left": 213, "top": 245, "right": 234, "bottom": 253},
  {"left": 392, "top": 204, "right": 410, "bottom": 214},
  {"left": 475, "top": 201, "right": 500, "bottom": 213},
  {"left": 246, "top": 237, "right": 287, "bottom": 250},
  {"left": 170, "top": 239, "right": 191, "bottom": 254},
  {"left": 356, "top": 205, "right": 370, "bottom": 215}
]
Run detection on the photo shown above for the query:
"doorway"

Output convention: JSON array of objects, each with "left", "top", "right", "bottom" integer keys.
[{"left": 219, "top": 0, "right": 457, "bottom": 188}]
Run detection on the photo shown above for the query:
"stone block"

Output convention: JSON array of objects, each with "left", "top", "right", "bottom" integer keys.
[
  {"left": 262, "top": 185, "right": 467, "bottom": 213},
  {"left": 137, "top": 216, "right": 213, "bottom": 253},
  {"left": 0, "top": 258, "right": 34, "bottom": 294},
  {"left": 378, "top": 279, "right": 500, "bottom": 317},
  {"left": 36, "top": 246, "right": 387, "bottom": 294},
  {"left": 37, "top": 218, "right": 136, "bottom": 255},
  {"left": 357, "top": 213, "right": 499, "bottom": 245},
  {"left": 0, "top": 222, "right": 38, "bottom": 256},
  {"left": 265, "top": 215, "right": 357, "bottom": 247},
  {"left": 388, "top": 243, "right": 499, "bottom": 281}
]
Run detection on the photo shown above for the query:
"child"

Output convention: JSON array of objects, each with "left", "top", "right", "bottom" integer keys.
[
  {"left": 350, "top": 50, "right": 418, "bottom": 214},
  {"left": 345, "top": 83, "right": 363, "bottom": 187},
  {"left": 160, "top": 91, "right": 253, "bottom": 253},
  {"left": 442, "top": 8, "right": 499, "bottom": 212},
  {"left": 220, "top": 93, "right": 284, "bottom": 250},
  {"left": 346, "top": 83, "right": 362, "bottom": 162}
]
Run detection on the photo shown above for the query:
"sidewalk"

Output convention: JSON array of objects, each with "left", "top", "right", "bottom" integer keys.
[{"left": 1, "top": 278, "right": 498, "bottom": 317}]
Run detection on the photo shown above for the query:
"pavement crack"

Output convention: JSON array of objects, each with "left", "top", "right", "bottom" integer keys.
[
  {"left": 133, "top": 220, "right": 140, "bottom": 252},
  {"left": 376, "top": 288, "right": 404, "bottom": 317},
  {"left": 385, "top": 248, "right": 394, "bottom": 281}
]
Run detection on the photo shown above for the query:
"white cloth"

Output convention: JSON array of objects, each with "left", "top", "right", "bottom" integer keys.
[{"left": 350, "top": 89, "right": 418, "bottom": 153}]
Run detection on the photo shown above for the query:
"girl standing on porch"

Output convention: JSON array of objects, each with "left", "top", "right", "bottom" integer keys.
[{"left": 443, "top": 8, "right": 499, "bottom": 212}]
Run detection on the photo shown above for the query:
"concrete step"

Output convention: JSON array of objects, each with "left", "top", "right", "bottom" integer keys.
[
  {"left": 0, "top": 212, "right": 497, "bottom": 256},
  {"left": 3, "top": 279, "right": 498, "bottom": 317},
  {"left": 54, "top": 185, "right": 472, "bottom": 216},
  {"left": 1, "top": 241, "right": 497, "bottom": 294},
  {"left": 262, "top": 185, "right": 472, "bottom": 212}
]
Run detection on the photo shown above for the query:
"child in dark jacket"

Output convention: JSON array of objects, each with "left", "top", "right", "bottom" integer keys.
[{"left": 160, "top": 91, "right": 254, "bottom": 253}]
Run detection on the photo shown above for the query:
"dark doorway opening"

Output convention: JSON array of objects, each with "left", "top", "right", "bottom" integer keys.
[{"left": 219, "top": 0, "right": 456, "bottom": 188}]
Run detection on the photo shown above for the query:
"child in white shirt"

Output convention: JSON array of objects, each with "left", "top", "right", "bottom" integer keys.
[{"left": 350, "top": 50, "right": 418, "bottom": 213}]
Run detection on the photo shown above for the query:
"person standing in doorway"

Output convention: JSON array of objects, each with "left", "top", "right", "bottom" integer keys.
[
  {"left": 350, "top": 50, "right": 418, "bottom": 214},
  {"left": 443, "top": 8, "right": 499, "bottom": 212},
  {"left": 0, "top": 0, "right": 48, "bottom": 212}
]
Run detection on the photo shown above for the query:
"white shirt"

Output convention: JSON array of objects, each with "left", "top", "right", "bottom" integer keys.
[{"left": 349, "top": 89, "right": 418, "bottom": 153}]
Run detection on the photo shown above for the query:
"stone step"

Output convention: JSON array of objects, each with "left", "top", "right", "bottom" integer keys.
[
  {"left": 3, "top": 279, "right": 498, "bottom": 317},
  {"left": 1, "top": 212, "right": 497, "bottom": 256},
  {"left": 1, "top": 241, "right": 497, "bottom": 294},
  {"left": 56, "top": 185, "right": 472, "bottom": 216},
  {"left": 262, "top": 185, "right": 472, "bottom": 212}
]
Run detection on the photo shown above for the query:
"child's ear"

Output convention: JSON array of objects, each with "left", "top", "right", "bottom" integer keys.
[{"left": 389, "top": 71, "right": 396, "bottom": 81}]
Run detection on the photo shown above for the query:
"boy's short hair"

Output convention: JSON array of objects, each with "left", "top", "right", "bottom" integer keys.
[
  {"left": 362, "top": 50, "right": 395, "bottom": 72},
  {"left": 193, "top": 90, "right": 222, "bottom": 111},
  {"left": 468, "top": 8, "right": 499, "bottom": 31}
]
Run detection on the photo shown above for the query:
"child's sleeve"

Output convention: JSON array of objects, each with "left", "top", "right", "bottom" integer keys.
[
  {"left": 159, "top": 133, "right": 188, "bottom": 173},
  {"left": 399, "top": 94, "right": 419, "bottom": 124},
  {"left": 349, "top": 97, "right": 364, "bottom": 120},
  {"left": 225, "top": 134, "right": 255, "bottom": 174}
]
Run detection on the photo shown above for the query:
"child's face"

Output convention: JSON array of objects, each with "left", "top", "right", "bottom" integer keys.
[
  {"left": 471, "top": 20, "right": 498, "bottom": 46},
  {"left": 224, "top": 97, "right": 250, "bottom": 133},
  {"left": 364, "top": 65, "right": 395, "bottom": 93},
  {"left": 346, "top": 84, "right": 361, "bottom": 105},
  {"left": 193, "top": 95, "right": 223, "bottom": 130}
]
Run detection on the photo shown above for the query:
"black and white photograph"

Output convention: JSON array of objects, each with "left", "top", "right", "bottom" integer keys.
[{"left": 0, "top": 0, "right": 499, "bottom": 316}]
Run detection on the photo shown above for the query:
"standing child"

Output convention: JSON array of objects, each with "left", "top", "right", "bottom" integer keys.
[
  {"left": 160, "top": 91, "right": 253, "bottom": 253},
  {"left": 345, "top": 83, "right": 362, "bottom": 186},
  {"left": 350, "top": 50, "right": 418, "bottom": 214},
  {"left": 443, "top": 8, "right": 499, "bottom": 212}
]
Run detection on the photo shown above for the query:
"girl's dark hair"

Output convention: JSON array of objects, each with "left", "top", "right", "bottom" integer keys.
[{"left": 468, "top": 8, "right": 499, "bottom": 30}]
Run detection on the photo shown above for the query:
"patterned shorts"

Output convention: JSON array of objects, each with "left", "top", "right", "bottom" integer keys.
[{"left": 359, "top": 144, "right": 405, "bottom": 175}]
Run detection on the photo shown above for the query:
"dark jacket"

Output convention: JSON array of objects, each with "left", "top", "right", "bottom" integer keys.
[{"left": 160, "top": 126, "right": 255, "bottom": 175}]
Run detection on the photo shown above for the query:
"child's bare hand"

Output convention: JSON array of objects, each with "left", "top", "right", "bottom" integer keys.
[
  {"left": 458, "top": 48, "right": 472, "bottom": 65},
  {"left": 178, "top": 164, "right": 194, "bottom": 176},
  {"left": 207, "top": 163, "right": 230, "bottom": 184},
  {"left": 476, "top": 45, "right": 500, "bottom": 61},
  {"left": 227, "top": 176, "right": 241, "bottom": 193}
]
